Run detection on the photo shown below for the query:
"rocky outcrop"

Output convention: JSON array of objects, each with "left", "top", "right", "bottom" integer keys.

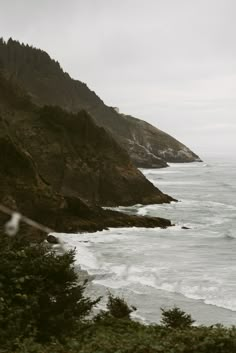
[
  {"left": 122, "top": 138, "right": 168, "bottom": 168},
  {"left": 117, "top": 114, "right": 201, "bottom": 164},
  {"left": 0, "top": 72, "right": 174, "bottom": 237},
  {"left": 0, "top": 144, "right": 171, "bottom": 241},
  {"left": 0, "top": 72, "right": 172, "bottom": 206},
  {"left": 0, "top": 38, "right": 201, "bottom": 168},
  {"left": 0, "top": 116, "right": 171, "bottom": 240}
]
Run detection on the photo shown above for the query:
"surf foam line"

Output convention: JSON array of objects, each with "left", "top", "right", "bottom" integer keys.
[
  {"left": 153, "top": 282, "right": 236, "bottom": 313},
  {"left": 56, "top": 228, "right": 164, "bottom": 273},
  {"left": 93, "top": 270, "right": 236, "bottom": 313},
  {"left": 56, "top": 229, "right": 236, "bottom": 314}
]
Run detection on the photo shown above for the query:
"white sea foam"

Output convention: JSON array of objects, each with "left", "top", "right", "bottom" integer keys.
[
  {"left": 94, "top": 266, "right": 236, "bottom": 312},
  {"left": 141, "top": 169, "right": 184, "bottom": 175},
  {"left": 131, "top": 311, "right": 149, "bottom": 324},
  {"left": 167, "top": 163, "right": 204, "bottom": 168},
  {"left": 152, "top": 181, "right": 203, "bottom": 186},
  {"left": 57, "top": 234, "right": 100, "bottom": 270},
  {"left": 58, "top": 227, "right": 236, "bottom": 314}
]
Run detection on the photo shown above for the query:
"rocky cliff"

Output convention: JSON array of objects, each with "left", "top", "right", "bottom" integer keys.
[
  {"left": 0, "top": 134, "right": 171, "bottom": 239},
  {"left": 0, "top": 72, "right": 172, "bottom": 207},
  {"left": 0, "top": 72, "right": 173, "bottom": 236},
  {"left": 118, "top": 114, "right": 201, "bottom": 164},
  {"left": 0, "top": 38, "right": 201, "bottom": 168}
]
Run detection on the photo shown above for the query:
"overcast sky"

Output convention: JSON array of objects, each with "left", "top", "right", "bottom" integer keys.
[{"left": 1, "top": 0, "right": 235, "bottom": 158}]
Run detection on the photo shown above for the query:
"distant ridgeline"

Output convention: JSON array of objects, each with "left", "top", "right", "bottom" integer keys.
[{"left": 0, "top": 38, "right": 201, "bottom": 168}]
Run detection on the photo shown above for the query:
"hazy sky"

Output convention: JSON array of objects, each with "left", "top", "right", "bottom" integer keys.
[{"left": 1, "top": 0, "right": 235, "bottom": 157}]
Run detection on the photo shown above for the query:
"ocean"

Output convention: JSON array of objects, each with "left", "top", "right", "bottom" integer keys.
[{"left": 57, "top": 156, "right": 236, "bottom": 326}]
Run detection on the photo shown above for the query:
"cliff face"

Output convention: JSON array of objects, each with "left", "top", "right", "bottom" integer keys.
[
  {"left": 0, "top": 73, "right": 172, "bottom": 236},
  {"left": 118, "top": 115, "right": 201, "bottom": 163},
  {"left": 0, "top": 133, "right": 171, "bottom": 238},
  {"left": 0, "top": 39, "right": 201, "bottom": 168},
  {"left": 0, "top": 73, "right": 172, "bottom": 208}
]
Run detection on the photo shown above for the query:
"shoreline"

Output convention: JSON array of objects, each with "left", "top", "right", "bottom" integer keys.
[
  {"left": 69, "top": 259, "right": 236, "bottom": 327},
  {"left": 56, "top": 231, "right": 236, "bottom": 328}
]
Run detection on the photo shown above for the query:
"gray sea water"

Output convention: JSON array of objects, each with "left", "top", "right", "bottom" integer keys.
[{"left": 58, "top": 156, "right": 236, "bottom": 326}]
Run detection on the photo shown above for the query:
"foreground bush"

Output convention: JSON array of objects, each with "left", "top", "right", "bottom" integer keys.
[
  {"left": 0, "top": 234, "right": 99, "bottom": 348},
  {"left": 14, "top": 321, "right": 236, "bottom": 353},
  {"left": 160, "top": 306, "right": 195, "bottom": 329},
  {"left": 95, "top": 293, "right": 137, "bottom": 321},
  {"left": 78, "top": 323, "right": 236, "bottom": 353}
]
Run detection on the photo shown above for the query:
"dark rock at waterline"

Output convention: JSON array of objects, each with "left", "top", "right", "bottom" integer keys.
[{"left": 47, "top": 234, "right": 59, "bottom": 244}]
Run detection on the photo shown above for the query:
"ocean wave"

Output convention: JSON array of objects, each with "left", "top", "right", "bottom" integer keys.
[
  {"left": 152, "top": 181, "right": 203, "bottom": 185},
  {"left": 157, "top": 282, "right": 236, "bottom": 312},
  {"left": 56, "top": 203, "right": 236, "bottom": 318},
  {"left": 174, "top": 199, "right": 236, "bottom": 210},
  {"left": 136, "top": 199, "right": 236, "bottom": 217},
  {"left": 131, "top": 311, "right": 149, "bottom": 324},
  {"left": 106, "top": 198, "right": 236, "bottom": 222},
  {"left": 84, "top": 253, "right": 236, "bottom": 314},
  {"left": 57, "top": 229, "right": 163, "bottom": 273},
  {"left": 204, "top": 298, "right": 236, "bottom": 311},
  {"left": 167, "top": 162, "right": 206, "bottom": 168},
  {"left": 141, "top": 169, "right": 184, "bottom": 175},
  {"left": 57, "top": 234, "right": 100, "bottom": 270},
  {"left": 223, "top": 230, "right": 236, "bottom": 239},
  {"left": 96, "top": 271, "right": 236, "bottom": 313}
]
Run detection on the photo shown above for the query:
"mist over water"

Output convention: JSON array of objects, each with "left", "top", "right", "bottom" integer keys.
[{"left": 58, "top": 156, "right": 236, "bottom": 325}]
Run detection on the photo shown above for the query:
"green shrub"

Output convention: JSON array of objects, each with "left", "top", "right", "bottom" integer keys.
[
  {"left": 95, "top": 293, "right": 136, "bottom": 321},
  {"left": 106, "top": 293, "right": 136, "bottom": 319},
  {"left": 0, "top": 234, "right": 99, "bottom": 348},
  {"left": 160, "top": 307, "right": 195, "bottom": 329}
]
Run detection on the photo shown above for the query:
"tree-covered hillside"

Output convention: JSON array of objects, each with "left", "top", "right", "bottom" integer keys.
[{"left": 0, "top": 38, "right": 201, "bottom": 168}]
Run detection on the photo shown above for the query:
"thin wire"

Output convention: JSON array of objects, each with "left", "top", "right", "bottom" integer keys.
[
  {"left": 0, "top": 204, "right": 67, "bottom": 256},
  {"left": 0, "top": 203, "right": 54, "bottom": 234}
]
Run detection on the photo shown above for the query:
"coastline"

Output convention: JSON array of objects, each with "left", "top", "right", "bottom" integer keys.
[
  {"left": 55, "top": 158, "right": 236, "bottom": 327},
  {"left": 56, "top": 232, "right": 236, "bottom": 327}
]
